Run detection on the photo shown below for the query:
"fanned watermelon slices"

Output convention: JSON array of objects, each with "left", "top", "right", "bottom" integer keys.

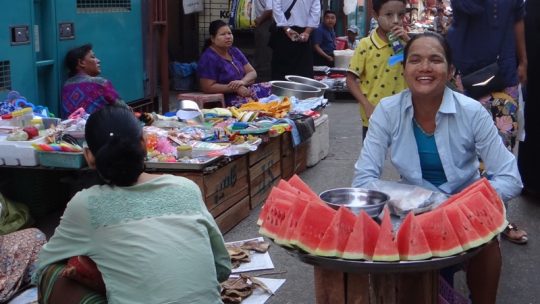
[{"left": 290, "top": 200, "right": 336, "bottom": 254}]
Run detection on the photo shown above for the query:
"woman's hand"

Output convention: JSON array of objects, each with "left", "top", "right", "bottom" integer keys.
[
  {"left": 228, "top": 80, "right": 246, "bottom": 91},
  {"left": 236, "top": 86, "right": 251, "bottom": 97}
]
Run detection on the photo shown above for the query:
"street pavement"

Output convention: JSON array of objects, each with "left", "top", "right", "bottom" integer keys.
[{"left": 224, "top": 100, "right": 540, "bottom": 304}]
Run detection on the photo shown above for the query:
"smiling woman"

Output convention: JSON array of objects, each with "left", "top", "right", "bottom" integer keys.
[{"left": 352, "top": 32, "right": 522, "bottom": 304}]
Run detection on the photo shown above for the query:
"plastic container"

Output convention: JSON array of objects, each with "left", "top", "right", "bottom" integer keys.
[
  {"left": 306, "top": 114, "right": 329, "bottom": 167},
  {"left": 177, "top": 144, "right": 193, "bottom": 159},
  {"left": 333, "top": 50, "right": 354, "bottom": 69},
  {"left": 37, "top": 151, "right": 86, "bottom": 168}
]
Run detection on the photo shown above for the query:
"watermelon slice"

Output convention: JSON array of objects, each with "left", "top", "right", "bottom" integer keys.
[
  {"left": 259, "top": 197, "right": 294, "bottom": 240},
  {"left": 396, "top": 212, "right": 432, "bottom": 261},
  {"left": 277, "top": 179, "right": 312, "bottom": 201},
  {"left": 439, "top": 178, "right": 505, "bottom": 217},
  {"left": 289, "top": 200, "right": 336, "bottom": 254},
  {"left": 274, "top": 195, "right": 310, "bottom": 247},
  {"left": 373, "top": 207, "right": 400, "bottom": 262},
  {"left": 257, "top": 187, "right": 299, "bottom": 226},
  {"left": 417, "top": 208, "right": 463, "bottom": 257},
  {"left": 315, "top": 206, "right": 357, "bottom": 257},
  {"left": 288, "top": 174, "right": 321, "bottom": 201},
  {"left": 342, "top": 210, "right": 380, "bottom": 260},
  {"left": 445, "top": 204, "right": 484, "bottom": 250},
  {"left": 459, "top": 192, "right": 507, "bottom": 236}
]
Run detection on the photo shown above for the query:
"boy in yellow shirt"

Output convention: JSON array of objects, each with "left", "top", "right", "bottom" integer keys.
[{"left": 346, "top": 0, "right": 409, "bottom": 138}]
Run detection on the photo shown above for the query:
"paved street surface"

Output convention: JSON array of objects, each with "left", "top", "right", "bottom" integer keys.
[{"left": 224, "top": 100, "right": 540, "bottom": 304}]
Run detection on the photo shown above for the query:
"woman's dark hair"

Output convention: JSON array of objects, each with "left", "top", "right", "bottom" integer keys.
[
  {"left": 65, "top": 44, "right": 93, "bottom": 77},
  {"left": 203, "top": 20, "right": 229, "bottom": 50},
  {"left": 372, "top": 0, "right": 406, "bottom": 13},
  {"left": 403, "top": 31, "right": 452, "bottom": 67},
  {"left": 85, "top": 105, "right": 146, "bottom": 187}
]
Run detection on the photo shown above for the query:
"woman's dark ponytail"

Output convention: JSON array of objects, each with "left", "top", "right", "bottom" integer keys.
[{"left": 85, "top": 105, "right": 146, "bottom": 187}]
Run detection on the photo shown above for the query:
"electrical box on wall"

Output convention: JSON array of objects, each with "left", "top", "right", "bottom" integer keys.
[{"left": 0, "top": 0, "right": 150, "bottom": 116}]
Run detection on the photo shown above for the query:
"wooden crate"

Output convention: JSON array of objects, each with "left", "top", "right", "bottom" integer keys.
[
  {"left": 248, "top": 136, "right": 281, "bottom": 209},
  {"left": 150, "top": 155, "right": 250, "bottom": 232},
  {"left": 281, "top": 132, "right": 309, "bottom": 179}
]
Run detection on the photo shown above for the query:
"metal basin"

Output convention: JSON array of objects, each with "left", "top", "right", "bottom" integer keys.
[
  {"left": 270, "top": 81, "right": 322, "bottom": 99},
  {"left": 285, "top": 75, "right": 329, "bottom": 95},
  {"left": 319, "top": 188, "right": 390, "bottom": 217}
]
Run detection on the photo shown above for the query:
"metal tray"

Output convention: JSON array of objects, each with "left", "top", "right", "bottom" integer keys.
[
  {"left": 278, "top": 242, "right": 485, "bottom": 274},
  {"left": 145, "top": 155, "right": 222, "bottom": 171}
]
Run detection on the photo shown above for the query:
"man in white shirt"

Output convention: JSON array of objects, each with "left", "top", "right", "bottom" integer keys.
[
  {"left": 254, "top": 0, "right": 273, "bottom": 81},
  {"left": 270, "top": 0, "right": 321, "bottom": 80}
]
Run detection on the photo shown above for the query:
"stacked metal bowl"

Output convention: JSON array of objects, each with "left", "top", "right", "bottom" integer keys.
[{"left": 270, "top": 75, "right": 329, "bottom": 99}]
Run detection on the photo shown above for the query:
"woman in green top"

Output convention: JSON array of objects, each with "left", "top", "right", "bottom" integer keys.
[{"left": 35, "top": 105, "right": 231, "bottom": 303}]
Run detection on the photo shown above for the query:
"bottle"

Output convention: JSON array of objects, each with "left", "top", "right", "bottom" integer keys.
[{"left": 387, "top": 32, "right": 404, "bottom": 55}]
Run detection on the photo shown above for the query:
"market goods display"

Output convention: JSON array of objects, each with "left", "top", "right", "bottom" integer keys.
[{"left": 258, "top": 176, "right": 507, "bottom": 262}]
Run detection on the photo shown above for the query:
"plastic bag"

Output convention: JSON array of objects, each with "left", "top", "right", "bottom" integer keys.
[{"left": 363, "top": 180, "right": 448, "bottom": 218}]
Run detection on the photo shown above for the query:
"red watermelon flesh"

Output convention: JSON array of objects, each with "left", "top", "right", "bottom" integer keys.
[
  {"left": 459, "top": 192, "right": 507, "bottom": 236},
  {"left": 342, "top": 210, "right": 380, "bottom": 260},
  {"left": 259, "top": 197, "right": 294, "bottom": 240},
  {"left": 373, "top": 207, "right": 400, "bottom": 262},
  {"left": 439, "top": 178, "right": 505, "bottom": 216},
  {"left": 315, "top": 206, "right": 357, "bottom": 257},
  {"left": 290, "top": 200, "right": 336, "bottom": 254},
  {"left": 257, "top": 187, "right": 299, "bottom": 226},
  {"left": 417, "top": 208, "right": 463, "bottom": 257},
  {"left": 445, "top": 204, "right": 484, "bottom": 250},
  {"left": 277, "top": 179, "right": 312, "bottom": 202},
  {"left": 396, "top": 212, "right": 432, "bottom": 261},
  {"left": 274, "top": 195, "right": 310, "bottom": 247},
  {"left": 457, "top": 203, "right": 496, "bottom": 243},
  {"left": 288, "top": 174, "right": 321, "bottom": 201}
]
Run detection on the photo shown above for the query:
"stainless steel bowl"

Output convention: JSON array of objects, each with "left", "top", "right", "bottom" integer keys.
[
  {"left": 270, "top": 80, "right": 322, "bottom": 99},
  {"left": 319, "top": 188, "right": 390, "bottom": 217},
  {"left": 285, "top": 75, "right": 329, "bottom": 95}
]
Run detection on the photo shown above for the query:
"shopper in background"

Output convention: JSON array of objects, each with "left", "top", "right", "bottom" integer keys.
[
  {"left": 35, "top": 105, "right": 231, "bottom": 304},
  {"left": 198, "top": 20, "right": 270, "bottom": 107},
  {"left": 346, "top": 0, "right": 409, "bottom": 139},
  {"left": 253, "top": 0, "right": 273, "bottom": 81},
  {"left": 447, "top": 0, "right": 527, "bottom": 244},
  {"left": 518, "top": 0, "right": 540, "bottom": 200},
  {"left": 353, "top": 32, "right": 522, "bottom": 304},
  {"left": 345, "top": 25, "right": 359, "bottom": 50},
  {"left": 61, "top": 44, "right": 127, "bottom": 119},
  {"left": 270, "top": 0, "right": 320, "bottom": 79},
  {"left": 312, "top": 10, "right": 337, "bottom": 66}
]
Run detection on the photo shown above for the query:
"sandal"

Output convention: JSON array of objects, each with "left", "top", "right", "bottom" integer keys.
[{"left": 501, "top": 223, "right": 528, "bottom": 245}]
